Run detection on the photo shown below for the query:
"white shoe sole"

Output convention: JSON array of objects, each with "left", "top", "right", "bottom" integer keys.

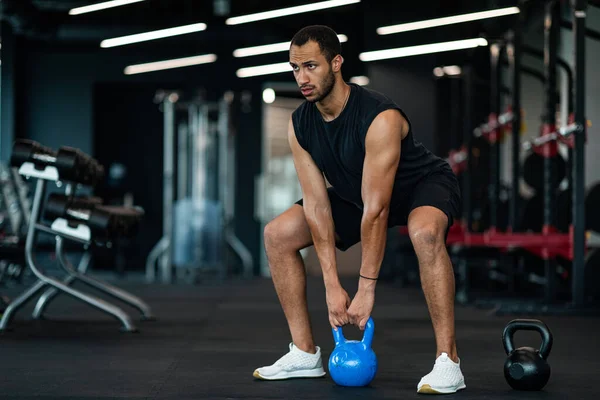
[
  {"left": 253, "top": 368, "right": 326, "bottom": 380},
  {"left": 417, "top": 383, "right": 466, "bottom": 394}
]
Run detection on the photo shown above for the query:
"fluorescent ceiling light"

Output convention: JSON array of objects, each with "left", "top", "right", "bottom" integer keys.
[
  {"left": 434, "top": 65, "right": 462, "bottom": 77},
  {"left": 263, "top": 88, "right": 276, "bottom": 103},
  {"left": 359, "top": 38, "right": 488, "bottom": 62},
  {"left": 226, "top": 0, "right": 360, "bottom": 25},
  {"left": 233, "top": 34, "right": 348, "bottom": 57},
  {"left": 236, "top": 62, "right": 292, "bottom": 78},
  {"left": 124, "top": 54, "right": 217, "bottom": 75},
  {"left": 350, "top": 76, "right": 370, "bottom": 86},
  {"left": 442, "top": 65, "right": 462, "bottom": 75},
  {"left": 101, "top": 23, "right": 207, "bottom": 48},
  {"left": 69, "top": 0, "right": 145, "bottom": 15},
  {"left": 377, "top": 6, "right": 519, "bottom": 35}
]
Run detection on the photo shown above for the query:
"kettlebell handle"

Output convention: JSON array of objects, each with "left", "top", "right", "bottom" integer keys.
[
  {"left": 361, "top": 317, "right": 375, "bottom": 348},
  {"left": 331, "top": 317, "right": 375, "bottom": 347},
  {"left": 332, "top": 325, "right": 345, "bottom": 345},
  {"left": 502, "top": 319, "right": 553, "bottom": 359}
]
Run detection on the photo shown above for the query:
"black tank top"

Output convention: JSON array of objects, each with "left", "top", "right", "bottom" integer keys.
[{"left": 292, "top": 83, "right": 449, "bottom": 209}]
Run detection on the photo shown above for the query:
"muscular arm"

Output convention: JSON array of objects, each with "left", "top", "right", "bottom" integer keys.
[
  {"left": 359, "top": 109, "right": 408, "bottom": 290},
  {"left": 288, "top": 118, "right": 340, "bottom": 289}
]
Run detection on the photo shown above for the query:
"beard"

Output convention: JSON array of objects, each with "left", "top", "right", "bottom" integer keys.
[{"left": 307, "top": 68, "right": 335, "bottom": 103}]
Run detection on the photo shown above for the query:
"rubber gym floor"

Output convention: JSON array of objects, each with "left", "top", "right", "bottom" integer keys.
[{"left": 0, "top": 276, "right": 598, "bottom": 399}]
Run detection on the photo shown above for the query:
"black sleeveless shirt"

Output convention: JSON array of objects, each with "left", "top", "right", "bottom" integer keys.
[{"left": 291, "top": 83, "right": 448, "bottom": 209}]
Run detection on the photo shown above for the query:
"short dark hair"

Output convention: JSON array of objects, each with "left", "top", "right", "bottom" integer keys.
[{"left": 290, "top": 25, "right": 341, "bottom": 63}]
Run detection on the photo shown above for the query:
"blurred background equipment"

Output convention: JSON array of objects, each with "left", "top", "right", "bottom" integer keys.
[
  {"left": 144, "top": 89, "right": 252, "bottom": 284},
  {"left": 1, "top": 139, "right": 153, "bottom": 332}
]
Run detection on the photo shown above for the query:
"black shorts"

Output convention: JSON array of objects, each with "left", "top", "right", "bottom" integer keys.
[{"left": 295, "top": 168, "right": 461, "bottom": 251}]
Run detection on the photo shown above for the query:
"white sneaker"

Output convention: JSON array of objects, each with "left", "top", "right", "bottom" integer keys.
[
  {"left": 417, "top": 352, "right": 466, "bottom": 394},
  {"left": 253, "top": 343, "right": 326, "bottom": 380}
]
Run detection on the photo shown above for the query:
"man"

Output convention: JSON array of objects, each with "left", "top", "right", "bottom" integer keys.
[{"left": 253, "top": 25, "right": 466, "bottom": 395}]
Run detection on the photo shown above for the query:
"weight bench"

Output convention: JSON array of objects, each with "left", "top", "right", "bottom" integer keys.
[{"left": 0, "top": 139, "right": 154, "bottom": 332}]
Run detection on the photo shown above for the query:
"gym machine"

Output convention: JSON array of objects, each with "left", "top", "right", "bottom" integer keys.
[
  {"left": 145, "top": 91, "right": 252, "bottom": 283},
  {"left": 451, "top": 0, "right": 595, "bottom": 314}
]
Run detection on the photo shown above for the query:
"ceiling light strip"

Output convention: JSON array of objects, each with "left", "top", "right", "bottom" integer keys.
[
  {"left": 101, "top": 23, "right": 207, "bottom": 48},
  {"left": 233, "top": 34, "right": 348, "bottom": 57},
  {"left": 124, "top": 54, "right": 217, "bottom": 75},
  {"left": 377, "top": 6, "right": 520, "bottom": 35},
  {"left": 69, "top": 0, "right": 145, "bottom": 16},
  {"left": 236, "top": 62, "right": 292, "bottom": 78},
  {"left": 226, "top": 0, "right": 360, "bottom": 25},
  {"left": 359, "top": 38, "right": 488, "bottom": 62}
]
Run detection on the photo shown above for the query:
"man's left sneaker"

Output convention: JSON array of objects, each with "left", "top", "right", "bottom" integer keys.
[{"left": 417, "top": 352, "right": 466, "bottom": 394}]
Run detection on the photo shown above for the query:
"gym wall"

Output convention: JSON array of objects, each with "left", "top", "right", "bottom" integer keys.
[{"left": 0, "top": 23, "right": 20, "bottom": 162}]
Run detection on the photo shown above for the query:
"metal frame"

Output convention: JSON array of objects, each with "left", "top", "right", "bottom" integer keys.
[
  {"left": 31, "top": 236, "right": 154, "bottom": 320},
  {"left": 461, "top": 65, "right": 473, "bottom": 232},
  {"left": 541, "top": 0, "right": 561, "bottom": 302},
  {"left": 488, "top": 41, "right": 504, "bottom": 231},
  {"left": 508, "top": 13, "right": 522, "bottom": 232},
  {"left": 218, "top": 95, "right": 253, "bottom": 278},
  {"left": 146, "top": 92, "right": 177, "bottom": 283},
  {"left": 0, "top": 175, "right": 137, "bottom": 332},
  {"left": 571, "top": 0, "right": 587, "bottom": 307}
]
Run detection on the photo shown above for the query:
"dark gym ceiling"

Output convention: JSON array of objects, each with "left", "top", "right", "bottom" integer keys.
[
  {"left": 0, "top": 0, "right": 552, "bottom": 47},
  {"left": 0, "top": 0, "right": 593, "bottom": 82}
]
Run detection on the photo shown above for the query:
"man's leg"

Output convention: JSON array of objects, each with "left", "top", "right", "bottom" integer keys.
[
  {"left": 254, "top": 189, "right": 363, "bottom": 381},
  {"left": 407, "top": 205, "right": 465, "bottom": 395},
  {"left": 407, "top": 206, "right": 457, "bottom": 361},
  {"left": 263, "top": 204, "right": 315, "bottom": 353},
  {"left": 253, "top": 204, "right": 327, "bottom": 380}
]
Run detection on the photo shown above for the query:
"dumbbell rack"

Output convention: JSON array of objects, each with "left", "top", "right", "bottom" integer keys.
[
  {"left": 0, "top": 141, "right": 154, "bottom": 332},
  {"left": 0, "top": 164, "right": 134, "bottom": 331}
]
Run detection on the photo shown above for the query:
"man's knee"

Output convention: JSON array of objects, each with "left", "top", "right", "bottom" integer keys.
[
  {"left": 407, "top": 207, "right": 448, "bottom": 254},
  {"left": 264, "top": 207, "right": 310, "bottom": 253},
  {"left": 263, "top": 219, "right": 286, "bottom": 251},
  {"left": 409, "top": 222, "right": 443, "bottom": 250}
]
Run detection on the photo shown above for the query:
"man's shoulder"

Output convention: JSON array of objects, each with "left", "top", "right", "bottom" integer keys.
[
  {"left": 292, "top": 99, "right": 313, "bottom": 119},
  {"left": 355, "top": 84, "right": 396, "bottom": 108},
  {"left": 353, "top": 85, "right": 403, "bottom": 121},
  {"left": 349, "top": 84, "right": 412, "bottom": 139}
]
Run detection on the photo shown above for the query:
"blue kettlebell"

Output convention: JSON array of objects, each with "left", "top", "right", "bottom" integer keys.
[{"left": 328, "top": 317, "right": 378, "bottom": 387}]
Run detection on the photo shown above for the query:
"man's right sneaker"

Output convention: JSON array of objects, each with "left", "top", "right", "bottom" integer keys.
[{"left": 253, "top": 343, "right": 326, "bottom": 380}]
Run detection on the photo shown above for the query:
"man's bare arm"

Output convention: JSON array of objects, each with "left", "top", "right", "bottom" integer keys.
[
  {"left": 288, "top": 118, "right": 340, "bottom": 289},
  {"left": 359, "top": 109, "right": 408, "bottom": 289}
]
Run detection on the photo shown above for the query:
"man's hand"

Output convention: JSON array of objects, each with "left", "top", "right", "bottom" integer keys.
[
  {"left": 347, "top": 286, "right": 375, "bottom": 330},
  {"left": 326, "top": 285, "right": 351, "bottom": 329}
]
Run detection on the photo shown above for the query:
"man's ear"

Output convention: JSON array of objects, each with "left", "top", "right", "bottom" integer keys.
[{"left": 332, "top": 55, "right": 344, "bottom": 72}]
